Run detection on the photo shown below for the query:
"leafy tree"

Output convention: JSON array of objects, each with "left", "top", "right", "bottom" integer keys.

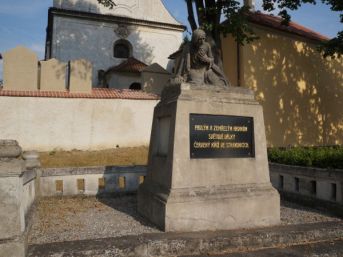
[
  {"left": 262, "top": 0, "right": 343, "bottom": 57},
  {"left": 98, "top": 0, "right": 342, "bottom": 58}
]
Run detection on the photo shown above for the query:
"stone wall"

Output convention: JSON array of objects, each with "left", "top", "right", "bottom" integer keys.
[
  {"left": 0, "top": 95, "right": 158, "bottom": 151},
  {"left": 39, "top": 166, "right": 147, "bottom": 197},
  {"left": 270, "top": 163, "right": 343, "bottom": 215}
]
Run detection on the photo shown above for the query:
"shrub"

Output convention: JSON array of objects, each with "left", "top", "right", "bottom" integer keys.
[{"left": 268, "top": 146, "right": 343, "bottom": 169}]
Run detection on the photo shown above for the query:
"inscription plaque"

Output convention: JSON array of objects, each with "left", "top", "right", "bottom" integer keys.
[{"left": 190, "top": 114, "right": 255, "bottom": 158}]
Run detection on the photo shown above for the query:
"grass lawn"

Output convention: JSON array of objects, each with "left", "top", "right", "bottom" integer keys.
[{"left": 39, "top": 146, "right": 149, "bottom": 168}]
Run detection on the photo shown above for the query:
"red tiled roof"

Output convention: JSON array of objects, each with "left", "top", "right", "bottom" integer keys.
[
  {"left": 0, "top": 88, "right": 159, "bottom": 100},
  {"left": 169, "top": 12, "right": 328, "bottom": 60},
  {"left": 106, "top": 57, "right": 148, "bottom": 73},
  {"left": 246, "top": 11, "right": 329, "bottom": 42}
]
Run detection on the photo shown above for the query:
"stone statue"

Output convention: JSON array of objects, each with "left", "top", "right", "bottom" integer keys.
[{"left": 173, "top": 29, "right": 230, "bottom": 87}]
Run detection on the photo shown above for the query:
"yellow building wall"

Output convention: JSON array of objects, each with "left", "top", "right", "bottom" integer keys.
[
  {"left": 222, "top": 25, "right": 343, "bottom": 147},
  {"left": 221, "top": 35, "right": 239, "bottom": 87}
]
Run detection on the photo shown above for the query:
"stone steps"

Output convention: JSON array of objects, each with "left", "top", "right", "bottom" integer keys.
[{"left": 28, "top": 221, "right": 343, "bottom": 257}]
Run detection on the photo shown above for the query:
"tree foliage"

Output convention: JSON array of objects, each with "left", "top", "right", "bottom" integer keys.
[
  {"left": 98, "top": 0, "right": 342, "bottom": 57},
  {"left": 262, "top": 0, "right": 343, "bottom": 57}
]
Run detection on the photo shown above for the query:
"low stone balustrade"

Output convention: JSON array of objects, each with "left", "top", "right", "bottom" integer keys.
[
  {"left": 39, "top": 166, "right": 147, "bottom": 197},
  {"left": 270, "top": 162, "right": 343, "bottom": 216}
]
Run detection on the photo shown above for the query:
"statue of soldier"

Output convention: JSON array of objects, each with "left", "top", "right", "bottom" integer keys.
[{"left": 174, "top": 29, "right": 230, "bottom": 87}]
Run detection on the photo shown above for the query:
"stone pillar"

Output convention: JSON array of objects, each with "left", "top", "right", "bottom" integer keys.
[{"left": 0, "top": 140, "right": 27, "bottom": 257}]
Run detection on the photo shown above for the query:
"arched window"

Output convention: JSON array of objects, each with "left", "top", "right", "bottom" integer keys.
[
  {"left": 113, "top": 40, "right": 132, "bottom": 59},
  {"left": 129, "top": 82, "right": 141, "bottom": 90}
]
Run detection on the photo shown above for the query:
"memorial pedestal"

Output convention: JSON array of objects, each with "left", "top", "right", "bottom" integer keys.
[
  {"left": 0, "top": 141, "right": 27, "bottom": 257},
  {"left": 138, "top": 84, "right": 280, "bottom": 232}
]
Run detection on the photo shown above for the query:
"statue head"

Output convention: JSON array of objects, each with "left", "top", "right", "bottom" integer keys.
[{"left": 191, "top": 29, "right": 207, "bottom": 48}]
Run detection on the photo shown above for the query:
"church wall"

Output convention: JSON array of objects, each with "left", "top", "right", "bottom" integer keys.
[
  {"left": 51, "top": 15, "right": 183, "bottom": 86},
  {"left": 53, "top": 0, "right": 181, "bottom": 25},
  {"left": 107, "top": 73, "right": 141, "bottom": 89},
  {"left": 0, "top": 97, "right": 158, "bottom": 151},
  {"left": 222, "top": 25, "right": 343, "bottom": 147}
]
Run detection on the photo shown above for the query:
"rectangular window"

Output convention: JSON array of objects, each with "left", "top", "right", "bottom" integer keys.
[
  {"left": 279, "top": 175, "right": 284, "bottom": 189},
  {"left": 118, "top": 176, "right": 126, "bottom": 189},
  {"left": 331, "top": 183, "right": 337, "bottom": 201},
  {"left": 294, "top": 177, "right": 300, "bottom": 192},
  {"left": 310, "top": 180, "right": 316, "bottom": 195},
  {"left": 139, "top": 176, "right": 145, "bottom": 185},
  {"left": 98, "top": 178, "right": 105, "bottom": 190},
  {"left": 77, "top": 179, "right": 85, "bottom": 193},
  {"left": 55, "top": 180, "right": 63, "bottom": 193}
]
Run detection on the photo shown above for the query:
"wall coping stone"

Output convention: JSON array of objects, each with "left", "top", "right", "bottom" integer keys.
[
  {"left": 269, "top": 162, "right": 343, "bottom": 180},
  {"left": 28, "top": 221, "right": 343, "bottom": 257},
  {"left": 41, "top": 165, "right": 147, "bottom": 177},
  {"left": 0, "top": 159, "right": 25, "bottom": 177},
  {"left": 0, "top": 140, "right": 22, "bottom": 159},
  {"left": 22, "top": 170, "right": 37, "bottom": 185},
  {"left": 0, "top": 88, "right": 159, "bottom": 100}
]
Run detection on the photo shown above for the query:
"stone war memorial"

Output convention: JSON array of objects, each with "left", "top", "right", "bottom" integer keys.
[
  {"left": 1, "top": 0, "right": 343, "bottom": 256},
  {"left": 138, "top": 29, "right": 280, "bottom": 231}
]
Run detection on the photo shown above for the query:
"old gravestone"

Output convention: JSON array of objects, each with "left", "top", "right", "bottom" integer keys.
[
  {"left": 40, "top": 58, "right": 67, "bottom": 91},
  {"left": 69, "top": 59, "right": 92, "bottom": 93},
  {"left": 3, "top": 46, "right": 38, "bottom": 91},
  {"left": 137, "top": 29, "right": 280, "bottom": 232}
]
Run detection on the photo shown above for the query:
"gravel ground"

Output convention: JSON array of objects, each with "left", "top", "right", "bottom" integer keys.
[
  {"left": 28, "top": 195, "right": 160, "bottom": 244},
  {"left": 28, "top": 195, "right": 341, "bottom": 245}
]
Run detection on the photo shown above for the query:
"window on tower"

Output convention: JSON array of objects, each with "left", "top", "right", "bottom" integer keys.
[{"left": 113, "top": 40, "right": 132, "bottom": 59}]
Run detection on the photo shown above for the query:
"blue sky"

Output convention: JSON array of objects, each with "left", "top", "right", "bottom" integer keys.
[{"left": 0, "top": 0, "right": 342, "bottom": 79}]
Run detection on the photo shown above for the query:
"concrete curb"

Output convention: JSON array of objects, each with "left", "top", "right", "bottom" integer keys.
[{"left": 28, "top": 221, "right": 343, "bottom": 257}]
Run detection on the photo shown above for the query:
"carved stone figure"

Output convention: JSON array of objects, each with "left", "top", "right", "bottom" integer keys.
[
  {"left": 174, "top": 29, "right": 230, "bottom": 87},
  {"left": 113, "top": 24, "right": 132, "bottom": 39}
]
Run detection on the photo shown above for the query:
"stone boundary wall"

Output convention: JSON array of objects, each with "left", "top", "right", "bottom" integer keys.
[
  {"left": 39, "top": 166, "right": 147, "bottom": 196},
  {"left": 35, "top": 162, "right": 343, "bottom": 207},
  {"left": 0, "top": 96, "right": 158, "bottom": 151},
  {"left": 270, "top": 163, "right": 343, "bottom": 215}
]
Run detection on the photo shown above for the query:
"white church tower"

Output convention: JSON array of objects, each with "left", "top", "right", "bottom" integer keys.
[{"left": 46, "top": 0, "right": 185, "bottom": 87}]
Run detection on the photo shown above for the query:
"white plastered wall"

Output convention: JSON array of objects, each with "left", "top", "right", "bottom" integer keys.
[
  {"left": 52, "top": 16, "right": 183, "bottom": 85},
  {"left": 0, "top": 97, "right": 158, "bottom": 151},
  {"left": 107, "top": 73, "right": 141, "bottom": 89},
  {"left": 53, "top": 0, "right": 181, "bottom": 25}
]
